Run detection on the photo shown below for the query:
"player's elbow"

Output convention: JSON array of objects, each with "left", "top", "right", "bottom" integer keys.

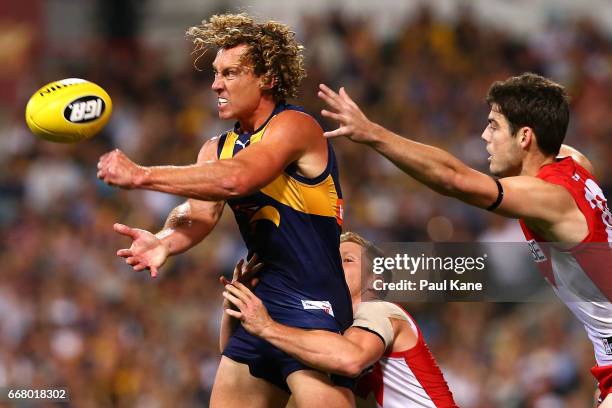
[
  {"left": 220, "top": 173, "right": 253, "bottom": 198},
  {"left": 432, "top": 168, "right": 463, "bottom": 198},
  {"left": 443, "top": 167, "right": 485, "bottom": 201},
  {"left": 338, "top": 360, "right": 365, "bottom": 378},
  {"left": 334, "top": 354, "right": 366, "bottom": 378}
]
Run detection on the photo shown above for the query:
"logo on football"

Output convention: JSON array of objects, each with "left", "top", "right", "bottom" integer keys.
[
  {"left": 64, "top": 96, "right": 106, "bottom": 123},
  {"left": 25, "top": 78, "right": 113, "bottom": 143}
]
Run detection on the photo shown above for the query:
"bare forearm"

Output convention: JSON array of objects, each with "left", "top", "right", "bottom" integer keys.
[
  {"left": 260, "top": 322, "right": 359, "bottom": 376},
  {"left": 137, "top": 161, "right": 246, "bottom": 201},
  {"left": 367, "top": 124, "right": 468, "bottom": 196},
  {"left": 156, "top": 201, "right": 221, "bottom": 255}
]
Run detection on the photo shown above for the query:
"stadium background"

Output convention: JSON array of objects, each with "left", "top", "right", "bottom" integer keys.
[{"left": 1, "top": 0, "right": 612, "bottom": 406}]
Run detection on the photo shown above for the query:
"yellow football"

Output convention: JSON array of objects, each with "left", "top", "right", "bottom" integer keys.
[{"left": 25, "top": 78, "right": 113, "bottom": 143}]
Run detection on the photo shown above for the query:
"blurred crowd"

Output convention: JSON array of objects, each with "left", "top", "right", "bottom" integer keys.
[{"left": 1, "top": 4, "right": 611, "bottom": 407}]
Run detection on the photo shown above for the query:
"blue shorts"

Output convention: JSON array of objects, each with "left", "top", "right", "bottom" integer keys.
[{"left": 223, "top": 325, "right": 355, "bottom": 392}]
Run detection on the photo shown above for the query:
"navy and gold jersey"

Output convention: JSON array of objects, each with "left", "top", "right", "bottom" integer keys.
[{"left": 217, "top": 103, "right": 352, "bottom": 332}]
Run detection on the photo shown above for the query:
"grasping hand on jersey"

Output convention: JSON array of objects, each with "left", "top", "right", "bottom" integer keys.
[
  {"left": 318, "top": 84, "right": 379, "bottom": 144},
  {"left": 223, "top": 281, "right": 274, "bottom": 337},
  {"left": 220, "top": 255, "right": 263, "bottom": 311}
]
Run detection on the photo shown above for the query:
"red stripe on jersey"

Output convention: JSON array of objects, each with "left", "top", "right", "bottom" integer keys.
[
  {"left": 592, "top": 364, "right": 612, "bottom": 399},
  {"left": 520, "top": 157, "right": 612, "bottom": 300},
  {"left": 388, "top": 309, "right": 458, "bottom": 407}
]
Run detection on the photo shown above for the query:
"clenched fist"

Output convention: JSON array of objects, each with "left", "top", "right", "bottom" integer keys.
[{"left": 97, "top": 149, "right": 146, "bottom": 189}]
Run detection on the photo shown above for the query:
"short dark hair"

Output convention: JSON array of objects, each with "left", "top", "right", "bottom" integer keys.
[{"left": 486, "top": 73, "right": 570, "bottom": 156}]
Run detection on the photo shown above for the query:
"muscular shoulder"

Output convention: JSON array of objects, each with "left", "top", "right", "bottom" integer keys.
[
  {"left": 498, "top": 175, "right": 578, "bottom": 219},
  {"left": 500, "top": 175, "right": 588, "bottom": 241},
  {"left": 266, "top": 109, "right": 324, "bottom": 143},
  {"left": 352, "top": 301, "right": 409, "bottom": 349},
  {"left": 354, "top": 301, "right": 408, "bottom": 321},
  {"left": 197, "top": 136, "right": 222, "bottom": 164}
]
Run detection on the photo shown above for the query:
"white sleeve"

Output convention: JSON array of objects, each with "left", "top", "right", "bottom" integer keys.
[{"left": 351, "top": 301, "right": 409, "bottom": 349}]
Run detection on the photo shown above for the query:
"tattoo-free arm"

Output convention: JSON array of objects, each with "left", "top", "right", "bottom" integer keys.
[
  {"left": 136, "top": 111, "right": 319, "bottom": 201},
  {"left": 318, "top": 85, "right": 578, "bottom": 224},
  {"left": 260, "top": 323, "right": 384, "bottom": 377},
  {"left": 223, "top": 282, "right": 384, "bottom": 377}
]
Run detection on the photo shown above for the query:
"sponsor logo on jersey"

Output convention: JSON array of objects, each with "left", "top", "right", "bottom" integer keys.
[
  {"left": 235, "top": 139, "right": 249, "bottom": 149},
  {"left": 301, "top": 300, "right": 334, "bottom": 317},
  {"left": 603, "top": 337, "right": 612, "bottom": 355},
  {"left": 336, "top": 198, "right": 344, "bottom": 226},
  {"left": 527, "top": 239, "right": 547, "bottom": 263}
]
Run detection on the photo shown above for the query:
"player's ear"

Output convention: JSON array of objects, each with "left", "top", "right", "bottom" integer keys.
[
  {"left": 518, "top": 127, "right": 534, "bottom": 149},
  {"left": 260, "top": 74, "right": 276, "bottom": 91}
]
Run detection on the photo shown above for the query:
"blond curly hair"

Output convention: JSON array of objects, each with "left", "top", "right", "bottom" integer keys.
[{"left": 187, "top": 13, "right": 306, "bottom": 102}]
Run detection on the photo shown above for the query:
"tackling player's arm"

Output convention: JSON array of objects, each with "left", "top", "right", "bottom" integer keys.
[
  {"left": 97, "top": 111, "right": 324, "bottom": 201},
  {"left": 262, "top": 325, "right": 385, "bottom": 378},
  {"left": 223, "top": 282, "right": 385, "bottom": 377},
  {"left": 318, "top": 85, "right": 580, "bottom": 228}
]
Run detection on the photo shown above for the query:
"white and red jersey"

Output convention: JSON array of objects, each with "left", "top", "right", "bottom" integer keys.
[
  {"left": 519, "top": 157, "right": 612, "bottom": 397},
  {"left": 355, "top": 303, "right": 458, "bottom": 408}
]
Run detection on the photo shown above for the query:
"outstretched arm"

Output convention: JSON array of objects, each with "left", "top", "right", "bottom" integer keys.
[
  {"left": 115, "top": 139, "right": 225, "bottom": 277},
  {"left": 317, "top": 84, "right": 580, "bottom": 226},
  {"left": 223, "top": 282, "right": 384, "bottom": 377},
  {"left": 97, "top": 111, "right": 323, "bottom": 201}
]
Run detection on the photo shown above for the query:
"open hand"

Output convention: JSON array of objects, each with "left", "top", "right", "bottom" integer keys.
[
  {"left": 318, "top": 84, "right": 379, "bottom": 144},
  {"left": 114, "top": 223, "right": 169, "bottom": 278}
]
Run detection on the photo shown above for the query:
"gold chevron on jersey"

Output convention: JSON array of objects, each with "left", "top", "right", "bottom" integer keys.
[
  {"left": 218, "top": 121, "right": 341, "bottom": 221},
  {"left": 259, "top": 173, "right": 340, "bottom": 219}
]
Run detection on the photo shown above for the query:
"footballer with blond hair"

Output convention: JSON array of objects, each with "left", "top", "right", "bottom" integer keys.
[{"left": 97, "top": 13, "right": 353, "bottom": 408}]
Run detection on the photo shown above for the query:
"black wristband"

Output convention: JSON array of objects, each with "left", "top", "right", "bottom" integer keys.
[{"left": 487, "top": 178, "right": 504, "bottom": 211}]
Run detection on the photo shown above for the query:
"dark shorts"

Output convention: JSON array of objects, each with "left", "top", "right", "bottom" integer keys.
[{"left": 223, "top": 325, "right": 354, "bottom": 393}]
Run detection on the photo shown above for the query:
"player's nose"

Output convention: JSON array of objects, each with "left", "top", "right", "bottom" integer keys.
[
  {"left": 480, "top": 128, "right": 490, "bottom": 142},
  {"left": 211, "top": 76, "right": 223, "bottom": 93}
]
